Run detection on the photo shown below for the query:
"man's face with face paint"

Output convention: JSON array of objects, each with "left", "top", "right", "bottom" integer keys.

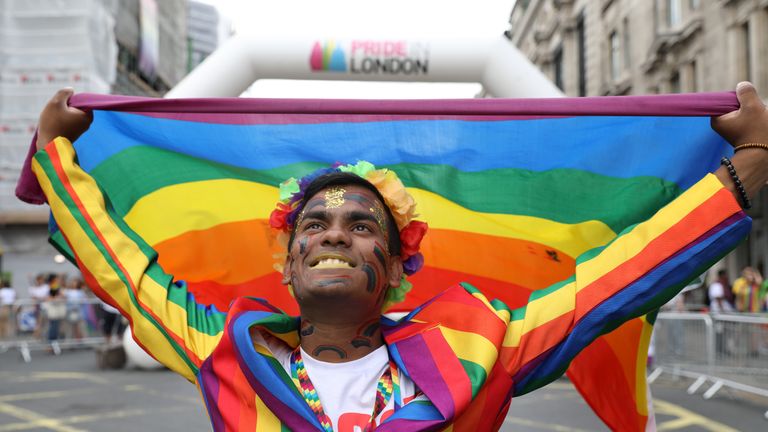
[{"left": 282, "top": 185, "right": 403, "bottom": 314}]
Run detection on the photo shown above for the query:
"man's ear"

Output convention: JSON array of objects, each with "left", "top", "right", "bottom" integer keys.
[
  {"left": 387, "top": 256, "right": 403, "bottom": 288},
  {"left": 281, "top": 255, "right": 293, "bottom": 285}
]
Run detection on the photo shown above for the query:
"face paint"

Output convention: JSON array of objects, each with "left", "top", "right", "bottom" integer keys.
[
  {"left": 324, "top": 187, "right": 346, "bottom": 208},
  {"left": 315, "top": 278, "right": 350, "bottom": 287},
  {"left": 361, "top": 263, "right": 376, "bottom": 293},
  {"left": 372, "top": 242, "right": 387, "bottom": 268},
  {"left": 294, "top": 198, "right": 324, "bottom": 230},
  {"left": 368, "top": 204, "right": 388, "bottom": 239},
  {"left": 300, "top": 321, "right": 315, "bottom": 337},
  {"left": 351, "top": 319, "right": 380, "bottom": 349},
  {"left": 345, "top": 193, "right": 389, "bottom": 241},
  {"left": 350, "top": 338, "right": 372, "bottom": 348},
  {"left": 313, "top": 345, "right": 347, "bottom": 359},
  {"left": 361, "top": 321, "right": 380, "bottom": 337},
  {"left": 299, "top": 236, "right": 308, "bottom": 255}
]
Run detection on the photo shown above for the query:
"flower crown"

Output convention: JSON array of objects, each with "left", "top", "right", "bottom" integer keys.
[{"left": 269, "top": 161, "right": 428, "bottom": 308}]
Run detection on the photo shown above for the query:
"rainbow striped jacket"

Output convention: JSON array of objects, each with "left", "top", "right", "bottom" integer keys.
[{"left": 32, "top": 137, "right": 751, "bottom": 431}]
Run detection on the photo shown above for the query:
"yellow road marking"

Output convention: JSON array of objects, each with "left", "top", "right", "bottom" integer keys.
[
  {"left": 0, "top": 388, "right": 98, "bottom": 403},
  {"left": 0, "top": 406, "right": 192, "bottom": 431},
  {"left": 0, "top": 372, "right": 107, "bottom": 384},
  {"left": 654, "top": 399, "right": 740, "bottom": 432},
  {"left": 0, "top": 402, "right": 86, "bottom": 432}
]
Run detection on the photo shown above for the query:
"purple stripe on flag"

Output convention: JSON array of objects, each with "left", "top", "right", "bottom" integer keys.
[
  {"left": 396, "top": 334, "right": 455, "bottom": 422},
  {"left": 199, "top": 359, "right": 225, "bottom": 432},
  {"left": 65, "top": 91, "right": 737, "bottom": 117}
]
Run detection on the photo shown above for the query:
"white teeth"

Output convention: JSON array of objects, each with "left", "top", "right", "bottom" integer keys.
[{"left": 313, "top": 258, "right": 352, "bottom": 269}]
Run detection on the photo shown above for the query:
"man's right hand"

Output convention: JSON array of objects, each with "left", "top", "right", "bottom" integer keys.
[{"left": 36, "top": 88, "right": 92, "bottom": 151}]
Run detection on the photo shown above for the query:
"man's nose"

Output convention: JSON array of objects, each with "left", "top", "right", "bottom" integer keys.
[{"left": 321, "top": 224, "right": 351, "bottom": 247}]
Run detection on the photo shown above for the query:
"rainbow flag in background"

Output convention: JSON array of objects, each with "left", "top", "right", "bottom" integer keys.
[{"left": 17, "top": 92, "right": 738, "bottom": 431}]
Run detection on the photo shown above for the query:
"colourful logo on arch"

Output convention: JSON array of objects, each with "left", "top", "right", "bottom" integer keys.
[{"left": 310, "top": 41, "right": 347, "bottom": 72}]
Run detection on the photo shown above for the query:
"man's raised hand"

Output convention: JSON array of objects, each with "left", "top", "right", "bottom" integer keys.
[
  {"left": 711, "top": 81, "right": 768, "bottom": 147},
  {"left": 36, "top": 88, "right": 92, "bottom": 151}
]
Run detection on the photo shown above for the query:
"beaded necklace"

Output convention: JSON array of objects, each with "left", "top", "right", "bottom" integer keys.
[{"left": 290, "top": 347, "right": 398, "bottom": 431}]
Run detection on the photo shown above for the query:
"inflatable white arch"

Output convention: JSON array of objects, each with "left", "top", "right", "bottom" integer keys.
[
  {"left": 167, "top": 34, "right": 563, "bottom": 98},
  {"left": 127, "top": 33, "right": 561, "bottom": 368}
]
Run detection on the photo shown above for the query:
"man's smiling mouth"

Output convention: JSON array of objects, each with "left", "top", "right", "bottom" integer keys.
[{"left": 309, "top": 254, "right": 355, "bottom": 269}]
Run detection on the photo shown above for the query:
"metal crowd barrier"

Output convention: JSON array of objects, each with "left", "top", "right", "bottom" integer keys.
[
  {"left": 650, "top": 311, "right": 768, "bottom": 419},
  {"left": 0, "top": 297, "right": 108, "bottom": 362}
]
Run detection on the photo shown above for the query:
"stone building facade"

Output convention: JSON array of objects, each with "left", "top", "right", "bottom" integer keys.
[
  {"left": 0, "top": 0, "right": 191, "bottom": 289},
  {"left": 508, "top": 0, "right": 768, "bottom": 284}
]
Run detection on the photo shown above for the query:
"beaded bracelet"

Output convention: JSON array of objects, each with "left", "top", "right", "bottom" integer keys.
[
  {"left": 721, "top": 157, "right": 751, "bottom": 209},
  {"left": 734, "top": 142, "right": 768, "bottom": 152}
]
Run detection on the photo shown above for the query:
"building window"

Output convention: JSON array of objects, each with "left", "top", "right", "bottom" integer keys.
[
  {"left": 609, "top": 31, "right": 620, "bottom": 81},
  {"left": 668, "top": 0, "right": 682, "bottom": 28},
  {"left": 689, "top": 60, "right": 698, "bottom": 92},
  {"left": 553, "top": 46, "right": 564, "bottom": 91},
  {"left": 577, "top": 14, "right": 587, "bottom": 96},
  {"left": 670, "top": 71, "right": 681, "bottom": 93},
  {"left": 744, "top": 21, "right": 752, "bottom": 82},
  {"left": 622, "top": 17, "right": 631, "bottom": 70}
]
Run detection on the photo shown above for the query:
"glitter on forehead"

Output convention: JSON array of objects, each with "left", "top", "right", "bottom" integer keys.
[
  {"left": 369, "top": 204, "right": 389, "bottom": 248},
  {"left": 324, "top": 187, "right": 346, "bottom": 208}
]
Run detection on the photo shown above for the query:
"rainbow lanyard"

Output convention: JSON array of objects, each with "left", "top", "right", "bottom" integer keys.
[{"left": 290, "top": 348, "right": 399, "bottom": 432}]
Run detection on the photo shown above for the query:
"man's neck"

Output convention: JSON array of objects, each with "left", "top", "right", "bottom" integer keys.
[{"left": 298, "top": 317, "right": 383, "bottom": 363}]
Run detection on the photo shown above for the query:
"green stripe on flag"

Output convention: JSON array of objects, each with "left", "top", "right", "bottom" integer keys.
[{"left": 90, "top": 146, "right": 682, "bottom": 232}]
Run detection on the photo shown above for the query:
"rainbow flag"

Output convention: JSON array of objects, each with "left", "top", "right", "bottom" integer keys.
[{"left": 17, "top": 92, "right": 739, "bottom": 431}]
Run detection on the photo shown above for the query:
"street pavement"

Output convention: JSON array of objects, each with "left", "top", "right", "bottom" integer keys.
[{"left": 0, "top": 349, "right": 766, "bottom": 431}]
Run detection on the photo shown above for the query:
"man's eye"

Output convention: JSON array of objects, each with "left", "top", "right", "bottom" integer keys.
[
  {"left": 306, "top": 222, "right": 323, "bottom": 230},
  {"left": 352, "top": 224, "right": 372, "bottom": 232}
]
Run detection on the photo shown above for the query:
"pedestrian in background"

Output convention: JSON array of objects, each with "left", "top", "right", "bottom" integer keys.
[
  {"left": 708, "top": 270, "right": 735, "bottom": 313},
  {"left": 733, "top": 267, "right": 765, "bottom": 313},
  {"left": 28, "top": 273, "right": 49, "bottom": 338},
  {"left": 708, "top": 269, "right": 735, "bottom": 356},
  {"left": 0, "top": 279, "right": 17, "bottom": 339},
  {"left": 63, "top": 276, "right": 86, "bottom": 340},
  {"left": 42, "top": 287, "right": 66, "bottom": 349},
  {"left": 100, "top": 300, "right": 125, "bottom": 346}
]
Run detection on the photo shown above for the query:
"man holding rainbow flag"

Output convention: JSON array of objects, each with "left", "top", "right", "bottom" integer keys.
[{"left": 24, "top": 82, "right": 768, "bottom": 431}]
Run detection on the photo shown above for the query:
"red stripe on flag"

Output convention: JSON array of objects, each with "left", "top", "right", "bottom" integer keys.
[{"left": 576, "top": 189, "right": 739, "bottom": 318}]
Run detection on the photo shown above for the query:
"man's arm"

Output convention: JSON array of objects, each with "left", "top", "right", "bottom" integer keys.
[
  {"left": 33, "top": 89, "right": 227, "bottom": 382},
  {"left": 502, "top": 82, "right": 768, "bottom": 395}
]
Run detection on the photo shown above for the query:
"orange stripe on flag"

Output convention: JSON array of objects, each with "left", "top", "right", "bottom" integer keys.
[{"left": 423, "top": 228, "right": 576, "bottom": 290}]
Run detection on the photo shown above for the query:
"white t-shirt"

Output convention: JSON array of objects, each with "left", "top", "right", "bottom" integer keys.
[
  {"left": 708, "top": 282, "right": 733, "bottom": 313},
  {"left": 64, "top": 288, "right": 86, "bottom": 304},
  {"left": 29, "top": 284, "right": 49, "bottom": 301},
  {"left": 0, "top": 287, "right": 16, "bottom": 305},
  {"left": 254, "top": 333, "right": 422, "bottom": 432}
]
